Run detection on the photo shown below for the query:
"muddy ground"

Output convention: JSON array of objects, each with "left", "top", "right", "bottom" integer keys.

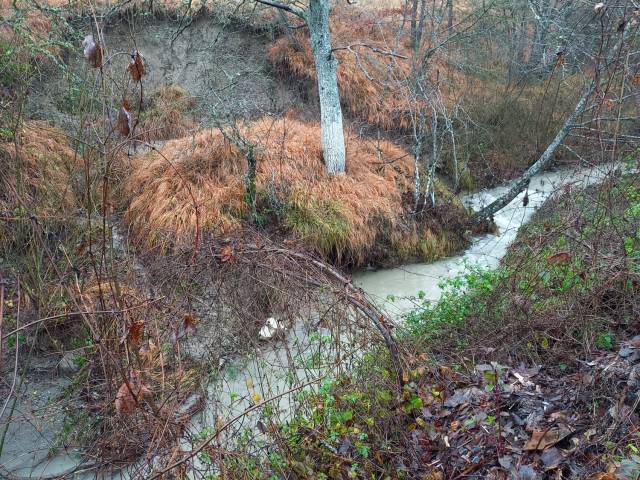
[{"left": 28, "top": 14, "right": 304, "bottom": 132}]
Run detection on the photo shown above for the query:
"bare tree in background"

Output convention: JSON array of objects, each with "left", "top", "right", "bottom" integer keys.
[{"left": 255, "top": 0, "right": 346, "bottom": 174}]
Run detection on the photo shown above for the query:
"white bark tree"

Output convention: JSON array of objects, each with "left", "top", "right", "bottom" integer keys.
[{"left": 255, "top": 0, "right": 346, "bottom": 174}]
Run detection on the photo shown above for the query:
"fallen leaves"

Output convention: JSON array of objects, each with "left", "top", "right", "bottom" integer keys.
[
  {"left": 115, "top": 376, "right": 151, "bottom": 414},
  {"left": 546, "top": 251, "right": 571, "bottom": 265},
  {"left": 524, "top": 425, "right": 573, "bottom": 451}
]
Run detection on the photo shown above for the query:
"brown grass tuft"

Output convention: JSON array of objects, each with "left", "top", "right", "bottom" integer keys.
[
  {"left": 268, "top": 5, "right": 416, "bottom": 131},
  {"left": 0, "top": 120, "right": 77, "bottom": 217},
  {"left": 137, "top": 85, "right": 196, "bottom": 142}
]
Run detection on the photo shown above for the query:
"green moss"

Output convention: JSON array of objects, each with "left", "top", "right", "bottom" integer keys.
[
  {"left": 284, "top": 196, "right": 351, "bottom": 258},
  {"left": 0, "top": 41, "right": 33, "bottom": 88}
]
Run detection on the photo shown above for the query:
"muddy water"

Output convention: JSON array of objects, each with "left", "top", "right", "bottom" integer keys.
[
  {"left": 0, "top": 163, "right": 619, "bottom": 478},
  {"left": 354, "top": 162, "right": 621, "bottom": 315}
]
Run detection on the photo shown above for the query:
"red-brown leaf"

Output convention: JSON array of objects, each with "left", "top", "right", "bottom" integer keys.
[
  {"left": 82, "top": 35, "right": 102, "bottom": 68},
  {"left": 117, "top": 103, "right": 132, "bottom": 136},
  {"left": 115, "top": 378, "right": 151, "bottom": 414},
  {"left": 128, "top": 50, "right": 145, "bottom": 82},
  {"left": 220, "top": 245, "right": 234, "bottom": 263},
  {"left": 546, "top": 251, "right": 571, "bottom": 265},
  {"left": 183, "top": 314, "right": 197, "bottom": 335},
  {"left": 127, "top": 320, "right": 145, "bottom": 346}
]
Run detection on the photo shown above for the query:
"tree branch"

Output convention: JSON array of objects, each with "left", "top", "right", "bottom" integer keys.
[
  {"left": 332, "top": 43, "right": 408, "bottom": 59},
  {"left": 253, "top": 0, "right": 305, "bottom": 18}
]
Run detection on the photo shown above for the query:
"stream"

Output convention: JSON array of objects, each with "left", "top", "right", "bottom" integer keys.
[{"left": 0, "top": 162, "right": 620, "bottom": 479}]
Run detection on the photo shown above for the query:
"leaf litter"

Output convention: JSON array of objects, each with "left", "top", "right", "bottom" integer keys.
[{"left": 399, "top": 335, "right": 640, "bottom": 478}]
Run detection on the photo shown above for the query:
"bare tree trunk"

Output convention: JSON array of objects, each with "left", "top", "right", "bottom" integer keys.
[
  {"left": 254, "top": 0, "right": 346, "bottom": 174},
  {"left": 530, "top": 20, "right": 549, "bottom": 70},
  {"left": 472, "top": 81, "right": 596, "bottom": 223},
  {"left": 410, "top": 0, "right": 419, "bottom": 48},
  {"left": 415, "top": 0, "right": 427, "bottom": 49},
  {"left": 307, "top": 0, "right": 346, "bottom": 174}
]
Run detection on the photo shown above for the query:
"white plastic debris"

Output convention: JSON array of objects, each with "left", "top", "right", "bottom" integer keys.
[
  {"left": 259, "top": 317, "right": 283, "bottom": 340},
  {"left": 594, "top": 2, "right": 605, "bottom": 13}
]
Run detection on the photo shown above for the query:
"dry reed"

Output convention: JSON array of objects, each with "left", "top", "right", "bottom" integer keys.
[{"left": 138, "top": 85, "right": 196, "bottom": 142}]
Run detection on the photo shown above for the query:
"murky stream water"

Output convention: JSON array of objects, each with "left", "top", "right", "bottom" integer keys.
[
  {"left": 355, "top": 162, "right": 621, "bottom": 314},
  {"left": 0, "top": 162, "right": 620, "bottom": 478}
]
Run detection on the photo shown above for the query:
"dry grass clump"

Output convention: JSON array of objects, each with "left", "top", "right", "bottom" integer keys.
[
  {"left": 0, "top": 120, "right": 77, "bottom": 217},
  {"left": 124, "top": 117, "right": 421, "bottom": 262},
  {"left": 138, "top": 85, "right": 196, "bottom": 142}
]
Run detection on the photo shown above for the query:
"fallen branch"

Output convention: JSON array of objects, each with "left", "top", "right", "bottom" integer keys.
[
  {"left": 470, "top": 81, "right": 596, "bottom": 224},
  {"left": 0, "top": 297, "right": 163, "bottom": 340},
  {"left": 223, "top": 239, "right": 405, "bottom": 387}
]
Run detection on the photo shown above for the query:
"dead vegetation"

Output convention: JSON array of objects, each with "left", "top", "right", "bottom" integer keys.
[
  {"left": 217, "top": 170, "right": 640, "bottom": 479},
  {"left": 138, "top": 85, "right": 196, "bottom": 142},
  {"left": 409, "top": 172, "right": 640, "bottom": 368},
  {"left": 265, "top": 3, "right": 601, "bottom": 188},
  {"left": 0, "top": 120, "right": 77, "bottom": 219},
  {"left": 267, "top": 4, "right": 416, "bottom": 131},
  {"left": 124, "top": 117, "right": 468, "bottom": 265},
  {"left": 1, "top": 1, "right": 637, "bottom": 478}
]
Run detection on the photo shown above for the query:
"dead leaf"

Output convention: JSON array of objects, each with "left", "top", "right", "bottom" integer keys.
[
  {"left": 127, "top": 320, "right": 145, "bottom": 346},
  {"left": 549, "top": 411, "right": 569, "bottom": 422},
  {"left": 540, "top": 447, "right": 564, "bottom": 470},
  {"left": 184, "top": 314, "right": 197, "bottom": 334},
  {"left": 127, "top": 50, "right": 145, "bottom": 82},
  {"left": 220, "top": 245, "right": 234, "bottom": 263},
  {"left": 115, "top": 378, "right": 151, "bottom": 414},
  {"left": 117, "top": 102, "right": 132, "bottom": 136},
  {"left": 546, "top": 251, "right": 571, "bottom": 265},
  {"left": 524, "top": 425, "right": 573, "bottom": 450},
  {"left": 439, "top": 365, "right": 453, "bottom": 377},
  {"left": 633, "top": 74, "right": 640, "bottom": 87},
  {"left": 174, "top": 314, "right": 198, "bottom": 342},
  {"left": 82, "top": 34, "right": 102, "bottom": 68}
]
